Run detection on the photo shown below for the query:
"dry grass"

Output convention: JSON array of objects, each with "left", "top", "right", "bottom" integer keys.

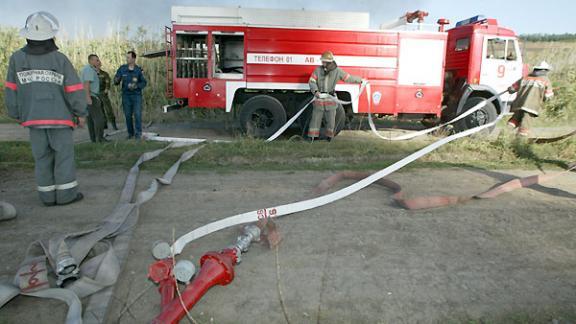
[{"left": 521, "top": 41, "right": 576, "bottom": 122}]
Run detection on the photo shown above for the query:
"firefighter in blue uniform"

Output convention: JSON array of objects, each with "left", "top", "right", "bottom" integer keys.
[{"left": 114, "top": 51, "right": 147, "bottom": 139}]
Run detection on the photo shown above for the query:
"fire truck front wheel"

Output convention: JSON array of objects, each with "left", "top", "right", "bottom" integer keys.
[
  {"left": 239, "top": 95, "right": 287, "bottom": 138},
  {"left": 454, "top": 96, "right": 498, "bottom": 134}
]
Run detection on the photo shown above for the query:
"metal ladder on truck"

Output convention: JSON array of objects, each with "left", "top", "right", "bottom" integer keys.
[{"left": 164, "top": 26, "right": 173, "bottom": 98}]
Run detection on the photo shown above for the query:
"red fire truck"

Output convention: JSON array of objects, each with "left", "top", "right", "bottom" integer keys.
[{"left": 154, "top": 6, "right": 524, "bottom": 137}]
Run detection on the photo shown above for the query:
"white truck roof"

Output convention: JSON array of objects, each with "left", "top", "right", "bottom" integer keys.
[{"left": 171, "top": 6, "right": 370, "bottom": 30}]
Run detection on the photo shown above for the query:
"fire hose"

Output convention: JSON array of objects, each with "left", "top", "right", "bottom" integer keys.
[
  {"left": 529, "top": 129, "right": 576, "bottom": 144},
  {"left": 266, "top": 82, "right": 505, "bottom": 142},
  {"left": 140, "top": 93, "right": 508, "bottom": 320},
  {"left": 147, "top": 89, "right": 575, "bottom": 319},
  {"left": 169, "top": 107, "right": 506, "bottom": 257},
  {"left": 311, "top": 167, "right": 576, "bottom": 210},
  {"left": 168, "top": 82, "right": 515, "bottom": 256},
  {"left": 0, "top": 143, "right": 204, "bottom": 324}
]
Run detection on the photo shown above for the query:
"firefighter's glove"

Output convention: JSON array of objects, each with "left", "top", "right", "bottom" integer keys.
[{"left": 507, "top": 86, "right": 517, "bottom": 94}]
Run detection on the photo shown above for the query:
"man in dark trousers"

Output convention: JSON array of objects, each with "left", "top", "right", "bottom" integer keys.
[
  {"left": 97, "top": 62, "right": 118, "bottom": 130},
  {"left": 4, "top": 11, "right": 86, "bottom": 206},
  {"left": 81, "top": 54, "right": 107, "bottom": 143},
  {"left": 114, "top": 51, "right": 147, "bottom": 139}
]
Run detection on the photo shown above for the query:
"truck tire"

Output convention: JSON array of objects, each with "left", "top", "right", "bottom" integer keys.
[
  {"left": 239, "top": 95, "right": 287, "bottom": 138},
  {"left": 299, "top": 104, "right": 346, "bottom": 139},
  {"left": 454, "top": 96, "right": 498, "bottom": 134}
]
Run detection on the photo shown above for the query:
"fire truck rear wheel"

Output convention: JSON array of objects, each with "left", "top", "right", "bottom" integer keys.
[
  {"left": 239, "top": 95, "right": 287, "bottom": 138},
  {"left": 454, "top": 96, "right": 498, "bottom": 134}
]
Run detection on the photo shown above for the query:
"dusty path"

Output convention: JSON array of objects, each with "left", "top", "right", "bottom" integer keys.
[
  {"left": 1, "top": 167, "right": 575, "bottom": 323},
  {"left": 0, "top": 121, "right": 235, "bottom": 143}
]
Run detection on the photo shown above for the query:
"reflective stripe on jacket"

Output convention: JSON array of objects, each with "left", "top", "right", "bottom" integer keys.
[{"left": 4, "top": 48, "right": 87, "bottom": 128}]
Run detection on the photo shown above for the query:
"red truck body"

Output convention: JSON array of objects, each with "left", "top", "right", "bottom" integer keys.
[{"left": 158, "top": 7, "right": 523, "bottom": 135}]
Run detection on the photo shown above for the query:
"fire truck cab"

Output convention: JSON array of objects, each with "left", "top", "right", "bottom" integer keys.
[
  {"left": 157, "top": 7, "right": 523, "bottom": 137},
  {"left": 443, "top": 15, "right": 524, "bottom": 131}
]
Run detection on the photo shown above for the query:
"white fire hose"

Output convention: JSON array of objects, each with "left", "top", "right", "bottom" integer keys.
[
  {"left": 170, "top": 106, "right": 506, "bottom": 255},
  {"left": 167, "top": 81, "right": 509, "bottom": 255},
  {"left": 267, "top": 81, "right": 503, "bottom": 142},
  {"left": 0, "top": 143, "right": 205, "bottom": 324},
  {"left": 0, "top": 78, "right": 508, "bottom": 323}
]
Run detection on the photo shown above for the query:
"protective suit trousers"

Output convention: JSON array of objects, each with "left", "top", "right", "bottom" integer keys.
[
  {"left": 510, "top": 109, "right": 535, "bottom": 130},
  {"left": 308, "top": 101, "right": 337, "bottom": 139},
  {"left": 29, "top": 127, "right": 79, "bottom": 205}
]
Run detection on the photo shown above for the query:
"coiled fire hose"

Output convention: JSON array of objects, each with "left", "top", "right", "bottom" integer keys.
[{"left": 0, "top": 143, "right": 204, "bottom": 324}]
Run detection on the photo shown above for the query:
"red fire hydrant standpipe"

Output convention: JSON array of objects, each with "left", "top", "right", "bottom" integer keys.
[
  {"left": 148, "top": 258, "right": 176, "bottom": 312},
  {"left": 150, "top": 224, "right": 261, "bottom": 324}
]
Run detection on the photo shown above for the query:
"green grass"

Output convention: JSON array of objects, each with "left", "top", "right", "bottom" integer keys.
[{"left": 1, "top": 131, "right": 574, "bottom": 174}]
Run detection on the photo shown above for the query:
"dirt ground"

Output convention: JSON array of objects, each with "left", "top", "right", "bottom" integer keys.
[
  {"left": 1, "top": 162, "right": 575, "bottom": 323},
  {"left": 0, "top": 121, "right": 236, "bottom": 143}
]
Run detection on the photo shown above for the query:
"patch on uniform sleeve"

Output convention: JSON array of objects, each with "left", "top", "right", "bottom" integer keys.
[{"left": 17, "top": 70, "right": 64, "bottom": 86}]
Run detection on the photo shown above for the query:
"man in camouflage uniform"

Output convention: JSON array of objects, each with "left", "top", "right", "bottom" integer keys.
[
  {"left": 97, "top": 63, "right": 118, "bottom": 130},
  {"left": 4, "top": 11, "right": 86, "bottom": 206},
  {"left": 507, "top": 61, "right": 554, "bottom": 137},
  {"left": 308, "top": 51, "right": 364, "bottom": 141}
]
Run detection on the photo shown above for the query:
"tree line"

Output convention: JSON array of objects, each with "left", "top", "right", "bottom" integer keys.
[{"left": 520, "top": 33, "right": 576, "bottom": 42}]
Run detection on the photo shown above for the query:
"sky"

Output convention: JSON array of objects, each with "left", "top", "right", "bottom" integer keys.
[{"left": 0, "top": 0, "right": 574, "bottom": 38}]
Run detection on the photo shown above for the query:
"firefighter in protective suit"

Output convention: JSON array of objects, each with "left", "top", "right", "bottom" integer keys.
[
  {"left": 507, "top": 61, "right": 554, "bottom": 137},
  {"left": 4, "top": 12, "right": 87, "bottom": 206},
  {"left": 308, "top": 51, "right": 364, "bottom": 141}
]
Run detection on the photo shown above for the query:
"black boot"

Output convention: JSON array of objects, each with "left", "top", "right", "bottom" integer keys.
[{"left": 58, "top": 193, "right": 84, "bottom": 206}]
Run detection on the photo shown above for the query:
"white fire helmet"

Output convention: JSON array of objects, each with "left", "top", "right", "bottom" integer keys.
[
  {"left": 19, "top": 11, "right": 60, "bottom": 41},
  {"left": 534, "top": 61, "right": 552, "bottom": 71}
]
